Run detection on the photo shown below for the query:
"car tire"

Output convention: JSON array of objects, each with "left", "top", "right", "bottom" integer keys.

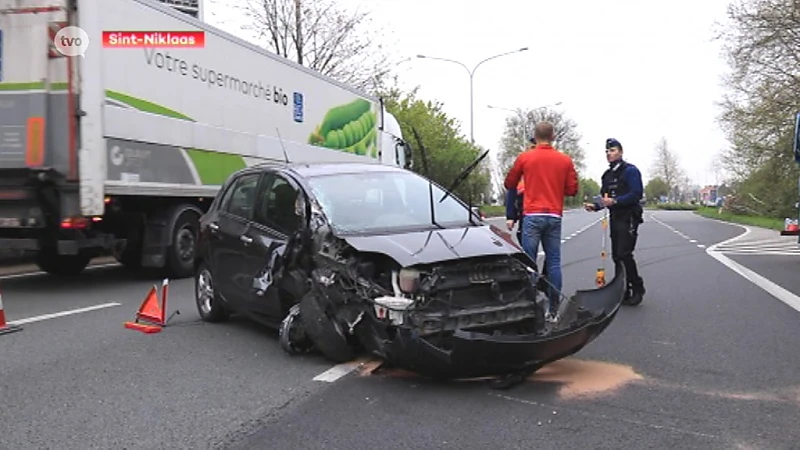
[
  {"left": 195, "top": 262, "right": 229, "bottom": 322},
  {"left": 279, "top": 304, "right": 314, "bottom": 355},
  {"left": 298, "top": 289, "right": 355, "bottom": 363}
]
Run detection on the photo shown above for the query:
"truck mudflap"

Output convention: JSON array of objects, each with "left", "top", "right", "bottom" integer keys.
[{"left": 379, "top": 262, "right": 628, "bottom": 381}]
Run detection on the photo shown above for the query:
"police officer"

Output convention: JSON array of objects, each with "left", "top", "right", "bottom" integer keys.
[{"left": 585, "top": 138, "right": 646, "bottom": 305}]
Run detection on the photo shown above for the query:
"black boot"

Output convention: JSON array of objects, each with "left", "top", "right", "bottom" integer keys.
[
  {"left": 622, "top": 284, "right": 632, "bottom": 305},
  {"left": 625, "top": 281, "right": 645, "bottom": 306}
]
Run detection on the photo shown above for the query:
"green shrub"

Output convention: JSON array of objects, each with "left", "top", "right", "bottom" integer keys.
[
  {"left": 693, "top": 206, "right": 785, "bottom": 230},
  {"left": 654, "top": 203, "right": 699, "bottom": 211},
  {"left": 478, "top": 204, "right": 506, "bottom": 218}
]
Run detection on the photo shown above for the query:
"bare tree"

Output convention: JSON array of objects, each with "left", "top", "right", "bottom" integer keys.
[
  {"left": 498, "top": 107, "right": 586, "bottom": 174},
  {"left": 650, "top": 137, "right": 686, "bottom": 200},
  {"left": 212, "top": 0, "right": 398, "bottom": 93}
]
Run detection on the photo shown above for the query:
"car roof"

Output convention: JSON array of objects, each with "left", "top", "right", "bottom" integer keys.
[{"left": 249, "top": 161, "right": 408, "bottom": 179}]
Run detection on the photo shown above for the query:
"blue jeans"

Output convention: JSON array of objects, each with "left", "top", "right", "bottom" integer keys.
[{"left": 521, "top": 214, "right": 563, "bottom": 310}]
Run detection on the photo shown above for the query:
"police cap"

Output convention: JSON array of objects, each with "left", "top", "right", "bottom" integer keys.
[{"left": 605, "top": 138, "right": 622, "bottom": 150}]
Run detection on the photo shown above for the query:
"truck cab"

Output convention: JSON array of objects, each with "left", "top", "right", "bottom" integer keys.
[{"left": 380, "top": 109, "right": 412, "bottom": 170}]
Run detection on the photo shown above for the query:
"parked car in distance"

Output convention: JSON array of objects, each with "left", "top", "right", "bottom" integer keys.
[{"left": 193, "top": 161, "right": 626, "bottom": 380}]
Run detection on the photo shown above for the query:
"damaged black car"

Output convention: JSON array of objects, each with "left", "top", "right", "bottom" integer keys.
[{"left": 194, "top": 161, "right": 628, "bottom": 380}]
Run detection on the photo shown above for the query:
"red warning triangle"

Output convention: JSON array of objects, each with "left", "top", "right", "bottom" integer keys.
[{"left": 136, "top": 285, "right": 164, "bottom": 325}]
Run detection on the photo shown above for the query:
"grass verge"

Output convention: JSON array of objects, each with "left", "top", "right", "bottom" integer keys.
[
  {"left": 692, "top": 206, "right": 785, "bottom": 231},
  {"left": 650, "top": 203, "right": 699, "bottom": 211},
  {"left": 479, "top": 204, "right": 506, "bottom": 217}
]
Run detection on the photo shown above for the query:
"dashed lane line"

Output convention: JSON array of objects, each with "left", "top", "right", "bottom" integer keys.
[
  {"left": 312, "top": 358, "right": 379, "bottom": 382},
  {"left": 541, "top": 215, "right": 605, "bottom": 255},
  {"left": 7, "top": 302, "right": 122, "bottom": 326},
  {"left": 649, "top": 214, "right": 707, "bottom": 249}
]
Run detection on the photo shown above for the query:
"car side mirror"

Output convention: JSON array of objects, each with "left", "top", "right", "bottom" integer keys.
[{"left": 294, "top": 193, "right": 309, "bottom": 226}]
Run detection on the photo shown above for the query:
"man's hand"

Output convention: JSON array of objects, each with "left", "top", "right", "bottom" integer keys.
[
  {"left": 506, "top": 219, "right": 516, "bottom": 230},
  {"left": 583, "top": 203, "right": 596, "bottom": 212},
  {"left": 601, "top": 196, "right": 616, "bottom": 207}
]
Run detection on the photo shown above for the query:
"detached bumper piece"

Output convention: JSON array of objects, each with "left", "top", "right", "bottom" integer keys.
[{"left": 382, "top": 262, "right": 628, "bottom": 382}]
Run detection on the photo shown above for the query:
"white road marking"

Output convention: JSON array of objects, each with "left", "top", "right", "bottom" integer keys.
[
  {"left": 491, "top": 214, "right": 604, "bottom": 257},
  {"left": 313, "top": 361, "right": 363, "bottom": 382},
  {"left": 8, "top": 302, "right": 121, "bottom": 326},
  {"left": 649, "top": 213, "right": 703, "bottom": 247},
  {"left": 0, "top": 263, "right": 119, "bottom": 281},
  {"left": 706, "top": 225, "right": 800, "bottom": 314}
]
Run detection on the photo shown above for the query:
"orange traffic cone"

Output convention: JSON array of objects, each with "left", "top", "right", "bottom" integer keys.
[
  {"left": 0, "top": 286, "right": 22, "bottom": 336},
  {"left": 124, "top": 279, "right": 176, "bottom": 334}
]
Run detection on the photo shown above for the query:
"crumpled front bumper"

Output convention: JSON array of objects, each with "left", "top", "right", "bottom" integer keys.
[{"left": 382, "top": 262, "right": 628, "bottom": 379}]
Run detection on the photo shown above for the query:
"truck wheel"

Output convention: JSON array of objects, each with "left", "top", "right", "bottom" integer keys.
[
  {"left": 167, "top": 210, "right": 199, "bottom": 279},
  {"left": 35, "top": 250, "right": 91, "bottom": 277},
  {"left": 195, "top": 262, "right": 229, "bottom": 322},
  {"left": 298, "top": 290, "right": 356, "bottom": 363}
]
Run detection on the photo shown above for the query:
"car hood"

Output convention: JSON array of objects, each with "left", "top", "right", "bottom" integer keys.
[{"left": 340, "top": 224, "right": 524, "bottom": 267}]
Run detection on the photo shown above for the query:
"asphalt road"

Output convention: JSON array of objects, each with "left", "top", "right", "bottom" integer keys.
[{"left": 1, "top": 209, "right": 799, "bottom": 449}]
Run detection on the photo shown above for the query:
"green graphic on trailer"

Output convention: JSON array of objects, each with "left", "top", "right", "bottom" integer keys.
[
  {"left": 308, "top": 98, "right": 378, "bottom": 158},
  {"left": 1, "top": 84, "right": 382, "bottom": 184},
  {"left": 106, "top": 90, "right": 194, "bottom": 121},
  {"left": 105, "top": 89, "right": 246, "bottom": 185}
]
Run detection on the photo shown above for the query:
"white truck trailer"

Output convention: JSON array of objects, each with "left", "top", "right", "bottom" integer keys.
[{"left": 0, "top": 0, "right": 412, "bottom": 278}]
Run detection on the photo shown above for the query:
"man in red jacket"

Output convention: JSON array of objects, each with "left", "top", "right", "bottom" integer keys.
[{"left": 504, "top": 121, "right": 579, "bottom": 320}]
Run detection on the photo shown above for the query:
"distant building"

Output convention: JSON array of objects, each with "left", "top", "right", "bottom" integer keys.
[
  {"left": 699, "top": 185, "right": 719, "bottom": 205},
  {"left": 156, "top": 0, "right": 203, "bottom": 21}
]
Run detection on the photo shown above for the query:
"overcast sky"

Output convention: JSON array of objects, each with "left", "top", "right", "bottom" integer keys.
[{"left": 204, "top": 0, "right": 733, "bottom": 188}]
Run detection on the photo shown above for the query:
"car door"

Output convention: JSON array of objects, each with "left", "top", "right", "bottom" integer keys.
[
  {"left": 208, "top": 172, "right": 262, "bottom": 307},
  {"left": 244, "top": 171, "right": 306, "bottom": 321}
]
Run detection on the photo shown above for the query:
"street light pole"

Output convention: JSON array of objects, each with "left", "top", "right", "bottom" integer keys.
[{"left": 417, "top": 47, "right": 529, "bottom": 144}]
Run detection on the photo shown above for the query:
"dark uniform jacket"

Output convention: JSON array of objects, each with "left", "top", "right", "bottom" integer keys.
[{"left": 593, "top": 159, "right": 644, "bottom": 223}]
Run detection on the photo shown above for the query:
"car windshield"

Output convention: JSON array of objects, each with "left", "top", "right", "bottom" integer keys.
[{"left": 307, "top": 170, "right": 474, "bottom": 234}]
